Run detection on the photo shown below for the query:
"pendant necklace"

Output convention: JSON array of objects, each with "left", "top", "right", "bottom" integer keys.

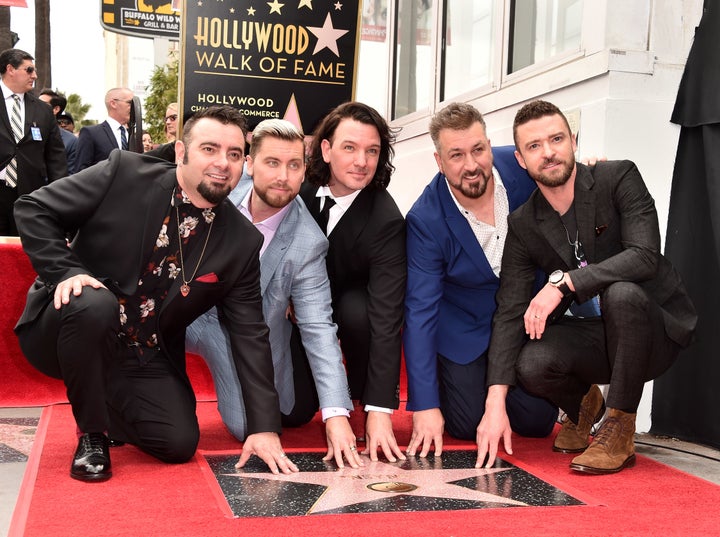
[{"left": 176, "top": 205, "right": 214, "bottom": 297}]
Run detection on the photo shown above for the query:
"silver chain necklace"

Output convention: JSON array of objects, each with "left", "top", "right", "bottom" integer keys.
[{"left": 176, "top": 205, "right": 214, "bottom": 297}]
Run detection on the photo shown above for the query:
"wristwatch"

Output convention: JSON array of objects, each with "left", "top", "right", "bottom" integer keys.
[{"left": 549, "top": 270, "right": 572, "bottom": 297}]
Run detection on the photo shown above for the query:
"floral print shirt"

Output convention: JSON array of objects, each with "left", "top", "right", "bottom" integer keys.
[{"left": 118, "top": 186, "right": 216, "bottom": 363}]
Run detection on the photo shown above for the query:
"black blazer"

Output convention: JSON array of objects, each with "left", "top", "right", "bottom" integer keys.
[
  {"left": 14, "top": 150, "right": 281, "bottom": 435},
  {"left": 0, "top": 91, "right": 67, "bottom": 195},
  {"left": 488, "top": 160, "right": 698, "bottom": 386},
  {"left": 300, "top": 183, "right": 406, "bottom": 408},
  {"left": 76, "top": 120, "right": 120, "bottom": 171}
]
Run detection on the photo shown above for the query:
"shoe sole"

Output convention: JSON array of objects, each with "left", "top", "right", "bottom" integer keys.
[
  {"left": 569, "top": 454, "right": 636, "bottom": 475},
  {"left": 70, "top": 470, "right": 112, "bottom": 482},
  {"left": 552, "top": 445, "right": 587, "bottom": 454}
]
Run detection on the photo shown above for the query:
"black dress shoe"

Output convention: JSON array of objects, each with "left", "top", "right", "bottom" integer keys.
[
  {"left": 108, "top": 438, "right": 126, "bottom": 447},
  {"left": 70, "top": 433, "right": 112, "bottom": 482}
]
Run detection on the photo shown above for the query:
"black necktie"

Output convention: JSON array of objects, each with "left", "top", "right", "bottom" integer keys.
[
  {"left": 317, "top": 197, "right": 335, "bottom": 234},
  {"left": 119, "top": 126, "right": 128, "bottom": 150}
]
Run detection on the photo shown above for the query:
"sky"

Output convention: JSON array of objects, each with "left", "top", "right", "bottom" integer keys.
[{"left": 10, "top": 0, "right": 154, "bottom": 122}]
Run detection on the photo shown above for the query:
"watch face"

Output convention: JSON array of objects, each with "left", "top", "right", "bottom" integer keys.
[{"left": 550, "top": 270, "right": 563, "bottom": 284}]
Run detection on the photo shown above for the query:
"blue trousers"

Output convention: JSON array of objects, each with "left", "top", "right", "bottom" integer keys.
[{"left": 437, "top": 352, "right": 557, "bottom": 440}]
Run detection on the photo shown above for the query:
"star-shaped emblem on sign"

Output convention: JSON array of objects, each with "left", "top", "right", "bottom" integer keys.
[
  {"left": 267, "top": 0, "right": 284, "bottom": 15},
  {"left": 307, "top": 13, "right": 349, "bottom": 56},
  {"left": 298, "top": 0, "right": 313, "bottom": 9},
  {"left": 203, "top": 450, "right": 583, "bottom": 517}
]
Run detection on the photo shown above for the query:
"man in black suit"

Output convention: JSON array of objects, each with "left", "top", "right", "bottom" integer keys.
[
  {"left": 0, "top": 49, "right": 67, "bottom": 235},
  {"left": 479, "top": 100, "right": 697, "bottom": 474},
  {"left": 76, "top": 87, "right": 134, "bottom": 170},
  {"left": 299, "top": 102, "right": 406, "bottom": 463},
  {"left": 14, "top": 105, "right": 298, "bottom": 483},
  {"left": 39, "top": 88, "right": 78, "bottom": 174}
]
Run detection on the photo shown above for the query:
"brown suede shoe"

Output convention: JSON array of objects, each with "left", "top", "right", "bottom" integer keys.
[
  {"left": 569, "top": 408, "right": 636, "bottom": 475},
  {"left": 553, "top": 384, "right": 606, "bottom": 453}
]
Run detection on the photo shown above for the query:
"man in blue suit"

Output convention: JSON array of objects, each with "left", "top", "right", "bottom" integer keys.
[
  {"left": 186, "top": 119, "right": 362, "bottom": 469},
  {"left": 404, "top": 103, "right": 558, "bottom": 466},
  {"left": 76, "top": 87, "right": 133, "bottom": 170}
]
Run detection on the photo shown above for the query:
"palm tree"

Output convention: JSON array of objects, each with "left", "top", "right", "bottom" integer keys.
[
  {"left": 34, "top": 0, "right": 51, "bottom": 90},
  {"left": 0, "top": 7, "right": 15, "bottom": 52}
]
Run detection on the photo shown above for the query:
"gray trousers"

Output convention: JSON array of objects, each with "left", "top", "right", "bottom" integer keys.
[{"left": 516, "top": 282, "right": 681, "bottom": 423}]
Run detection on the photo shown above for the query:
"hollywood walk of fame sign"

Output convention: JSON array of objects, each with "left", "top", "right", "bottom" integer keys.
[
  {"left": 179, "top": 0, "right": 361, "bottom": 133},
  {"left": 202, "top": 450, "right": 584, "bottom": 518}
]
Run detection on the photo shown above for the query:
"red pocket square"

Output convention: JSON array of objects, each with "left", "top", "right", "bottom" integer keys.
[{"left": 196, "top": 273, "right": 219, "bottom": 283}]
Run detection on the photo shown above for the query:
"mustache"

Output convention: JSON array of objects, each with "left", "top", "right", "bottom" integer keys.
[{"left": 462, "top": 169, "right": 483, "bottom": 180}]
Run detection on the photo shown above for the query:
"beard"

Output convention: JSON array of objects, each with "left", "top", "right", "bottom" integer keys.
[
  {"left": 197, "top": 180, "right": 232, "bottom": 205},
  {"left": 255, "top": 182, "right": 296, "bottom": 209},
  {"left": 448, "top": 169, "right": 491, "bottom": 199},
  {"left": 531, "top": 156, "right": 575, "bottom": 188}
]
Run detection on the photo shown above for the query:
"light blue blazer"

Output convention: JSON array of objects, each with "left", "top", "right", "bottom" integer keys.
[{"left": 186, "top": 177, "right": 352, "bottom": 439}]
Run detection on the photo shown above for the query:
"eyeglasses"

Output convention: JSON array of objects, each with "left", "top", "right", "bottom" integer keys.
[
  {"left": 18, "top": 66, "right": 36, "bottom": 74},
  {"left": 165, "top": 114, "right": 178, "bottom": 122},
  {"left": 112, "top": 98, "right": 133, "bottom": 105}
]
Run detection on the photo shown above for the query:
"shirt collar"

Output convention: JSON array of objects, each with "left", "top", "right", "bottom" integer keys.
[
  {"left": 0, "top": 79, "right": 23, "bottom": 100},
  {"left": 316, "top": 184, "right": 362, "bottom": 211},
  {"left": 106, "top": 116, "right": 123, "bottom": 131}
]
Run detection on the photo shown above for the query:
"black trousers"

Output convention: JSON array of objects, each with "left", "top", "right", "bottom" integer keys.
[
  {"left": 16, "top": 287, "right": 199, "bottom": 463},
  {"left": 0, "top": 182, "right": 19, "bottom": 236},
  {"left": 437, "top": 353, "right": 558, "bottom": 440},
  {"left": 284, "top": 322, "right": 320, "bottom": 427},
  {"left": 516, "top": 282, "right": 681, "bottom": 423},
  {"left": 333, "top": 287, "right": 371, "bottom": 401}
]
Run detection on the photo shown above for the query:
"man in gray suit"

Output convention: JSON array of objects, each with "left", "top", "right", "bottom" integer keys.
[
  {"left": 186, "top": 119, "right": 362, "bottom": 469},
  {"left": 479, "top": 100, "right": 696, "bottom": 475}
]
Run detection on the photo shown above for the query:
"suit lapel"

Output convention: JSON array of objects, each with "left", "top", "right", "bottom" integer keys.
[
  {"left": 139, "top": 168, "right": 177, "bottom": 276},
  {"left": 102, "top": 121, "right": 118, "bottom": 150},
  {"left": 259, "top": 200, "right": 298, "bottom": 294},
  {"left": 436, "top": 175, "right": 496, "bottom": 275},
  {"left": 331, "top": 186, "right": 372, "bottom": 243},
  {"left": 0, "top": 94, "right": 10, "bottom": 135},
  {"left": 573, "top": 165, "right": 597, "bottom": 262},
  {"left": 534, "top": 192, "right": 576, "bottom": 269}
]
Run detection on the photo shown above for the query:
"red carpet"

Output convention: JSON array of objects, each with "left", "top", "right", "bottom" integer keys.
[
  {"left": 1, "top": 235, "right": 217, "bottom": 405},
  {"left": 10, "top": 403, "right": 720, "bottom": 537}
]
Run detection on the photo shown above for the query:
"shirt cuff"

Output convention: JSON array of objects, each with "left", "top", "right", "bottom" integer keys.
[
  {"left": 364, "top": 405, "right": 394, "bottom": 414},
  {"left": 321, "top": 407, "right": 351, "bottom": 422}
]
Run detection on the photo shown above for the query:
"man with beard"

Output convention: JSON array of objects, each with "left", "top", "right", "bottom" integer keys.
[
  {"left": 480, "top": 100, "right": 696, "bottom": 474},
  {"left": 14, "top": 106, "right": 297, "bottom": 483},
  {"left": 404, "top": 102, "right": 558, "bottom": 467},
  {"left": 186, "top": 119, "right": 362, "bottom": 469}
]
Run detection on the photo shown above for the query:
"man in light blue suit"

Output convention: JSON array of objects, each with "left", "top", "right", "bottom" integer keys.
[
  {"left": 186, "top": 119, "right": 361, "bottom": 469},
  {"left": 404, "top": 103, "right": 558, "bottom": 467}
]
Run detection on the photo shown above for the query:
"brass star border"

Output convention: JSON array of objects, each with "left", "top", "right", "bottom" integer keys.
[{"left": 200, "top": 449, "right": 583, "bottom": 517}]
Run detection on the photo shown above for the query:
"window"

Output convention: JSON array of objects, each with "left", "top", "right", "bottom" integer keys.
[
  {"left": 393, "top": 0, "right": 434, "bottom": 118},
  {"left": 441, "top": 0, "right": 495, "bottom": 101},
  {"left": 509, "top": 0, "right": 582, "bottom": 73},
  {"left": 375, "top": 0, "right": 586, "bottom": 122},
  {"left": 358, "top": 0, "right": 391, "bottom": 116}
]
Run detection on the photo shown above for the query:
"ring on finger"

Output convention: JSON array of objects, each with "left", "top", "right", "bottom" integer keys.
[
  {"left": 533, "top": 314, "right": 540, "bottom": 319},
  {"left": 349, "top": 445, "right": 357, "bottom": 452},
  {"left": 279, "top": 453, "right": 287, "bottom": 459}
]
